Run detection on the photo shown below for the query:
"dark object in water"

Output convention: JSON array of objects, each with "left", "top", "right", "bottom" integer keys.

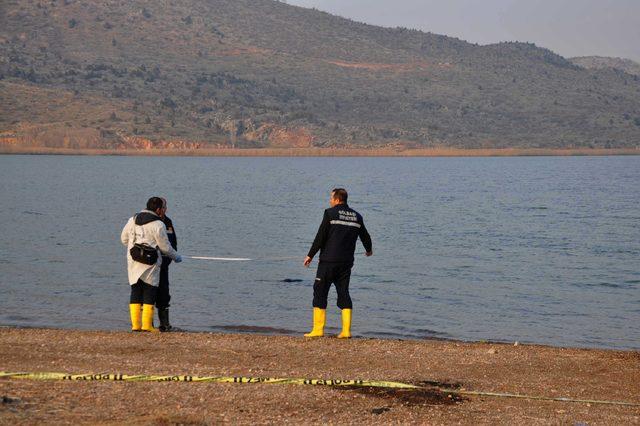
[{"left": 281, "top": 278, "right": 303, "bottom": 283}]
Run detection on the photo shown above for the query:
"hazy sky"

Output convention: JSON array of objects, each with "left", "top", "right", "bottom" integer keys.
[{"left": 287, "top": 0, "right": 640, "bottom": 62}]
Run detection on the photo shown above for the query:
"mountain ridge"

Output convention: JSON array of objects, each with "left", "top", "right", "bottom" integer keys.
[
  {"left": 570, "top": 56, "right": 640, "bottom": 76},
  {"left": 1, "top": 0, "right": 639, "bottom": 150}
]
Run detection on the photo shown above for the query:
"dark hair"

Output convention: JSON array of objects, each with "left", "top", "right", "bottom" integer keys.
[
  {"left": 331, "top": 188, "right": 348, "bottom": 203},
  {"left": 146, "top": 197, "right": 164, "bottom": 212}
]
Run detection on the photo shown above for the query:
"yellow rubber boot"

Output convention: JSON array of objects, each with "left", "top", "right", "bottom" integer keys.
[
  {"left": 129, "top": 303, "right": 142, "bottom": 331},
  {"left": 304, "top": 308, "right": 326, "bottom": 337},
  {"left": 337, "top": 308, "right": 352, "bottom": 339},
  {"left": 141, "top": 304, "right": 158, "bottom": 332}
]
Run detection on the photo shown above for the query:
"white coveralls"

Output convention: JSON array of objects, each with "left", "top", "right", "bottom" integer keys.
[{"left": 120, "top": 210, "right": 179, "bottom": 287}]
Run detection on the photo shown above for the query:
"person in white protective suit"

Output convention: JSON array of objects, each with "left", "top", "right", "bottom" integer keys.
[{"left": 121, "top": 197, "right": 182, "bottom": 332}]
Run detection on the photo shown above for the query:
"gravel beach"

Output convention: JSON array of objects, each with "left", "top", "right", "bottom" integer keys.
[{"left": 1, "top": 328, "right": 638, "bottom": 424}]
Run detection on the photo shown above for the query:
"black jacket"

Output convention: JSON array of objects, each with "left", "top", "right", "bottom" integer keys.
[
  {"left": 161, "top": 215, "right": 178, "bottom": 266},
  {"left": 307, "top": 203, "right": 372, "bottom": 264}
]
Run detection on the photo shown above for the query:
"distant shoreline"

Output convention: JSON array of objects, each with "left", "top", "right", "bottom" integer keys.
[{"left": 1, "top": 147, "right": 639, "bottom": 157}]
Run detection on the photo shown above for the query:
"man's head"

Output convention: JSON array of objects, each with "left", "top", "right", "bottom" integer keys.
[
  {"left": 160, "top": 197, "right": 168, "bottom": 218},
  {"left": 146, "top": 197, "right": 164, "bottom": 215},
  {"left": 330, "top": 188, "right": 348, "bottom": 207}
]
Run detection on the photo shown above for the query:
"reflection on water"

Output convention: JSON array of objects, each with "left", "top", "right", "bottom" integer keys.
[{"left": 0, "top": 155, "right": 639, "bottom": 349}]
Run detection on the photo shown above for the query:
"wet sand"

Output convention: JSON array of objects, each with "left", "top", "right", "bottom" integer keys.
[{"left": 0, "top": 328, "right": 638, "bottom": 424}]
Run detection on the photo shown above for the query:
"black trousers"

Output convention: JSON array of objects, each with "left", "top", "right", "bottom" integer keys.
[
  {"left": 312, "top": 262, "right": 353, "bottom": 309},
  {"left": 156, "top": 264, "right": 171, "bottom": 310},
  {"left": 130, "top": 279, "right": 157, "bottom": 305}
]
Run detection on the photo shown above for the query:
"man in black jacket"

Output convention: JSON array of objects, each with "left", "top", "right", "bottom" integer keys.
[
  {"left": 303, "top": 188, "right": 372, "bottom": 338},
  {"left": 156, "top": 197, "right": 178, "bottom": 332}
]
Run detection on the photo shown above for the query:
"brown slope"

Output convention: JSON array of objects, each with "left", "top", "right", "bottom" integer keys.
[{"left": 1, "top": 0, "right": 639, "bottom": 149}]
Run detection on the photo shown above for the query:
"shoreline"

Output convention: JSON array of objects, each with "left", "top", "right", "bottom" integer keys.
[
  {"left": 1, "top": 327, "right": 638, "bottom": 424},
  {"left": 2, "top": 323, "right": 636, "bottom": 353},
  {"left": 1, "top": 146, "right": 639, "bottom": 157}
]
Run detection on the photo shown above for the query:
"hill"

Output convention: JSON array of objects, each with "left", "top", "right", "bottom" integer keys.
[
  {"left": 1, "top": 0, "right": 639, "bottom": 150},
  {"left": 570, "top": 56, "right": 640, "bottom": 77}
]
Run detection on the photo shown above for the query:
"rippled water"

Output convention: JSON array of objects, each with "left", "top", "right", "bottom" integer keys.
[{"left": 0, "top": 155, "right": 638, "bottom": 349}]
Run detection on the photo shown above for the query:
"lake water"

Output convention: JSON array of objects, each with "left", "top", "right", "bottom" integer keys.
[{"left": 0, "top": 155, "right": 638, "bottom": 350}]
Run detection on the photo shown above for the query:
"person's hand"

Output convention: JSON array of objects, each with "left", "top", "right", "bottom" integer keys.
[
  {"left": 174, "top": 255, "right": 183, "bottom": 263},
  {"left": 365, "top": 251, "right": 373, "bottom": 257},
  {"left": 303, "top": 256, "right": 313, "bottom": 267}
]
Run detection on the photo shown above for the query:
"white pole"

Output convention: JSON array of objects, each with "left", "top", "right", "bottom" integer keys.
[{"left": 187, "top": 256, "right": 252, "bottom": 261}]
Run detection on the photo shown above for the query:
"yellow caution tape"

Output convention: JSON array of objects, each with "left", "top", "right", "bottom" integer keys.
[
  {"left": 0, "top": 372, "right": 417, "bottom": 389},
  {"left": 1, "top": 371, "right": 639, "bottom": 407},
  {"left": 444, "top": 389, "right": 640, "bottom": 407}
]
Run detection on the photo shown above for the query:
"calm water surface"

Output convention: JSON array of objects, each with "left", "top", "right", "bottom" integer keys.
[{"left": 0, "top": 155, "right": 638, "bottom": 349}]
